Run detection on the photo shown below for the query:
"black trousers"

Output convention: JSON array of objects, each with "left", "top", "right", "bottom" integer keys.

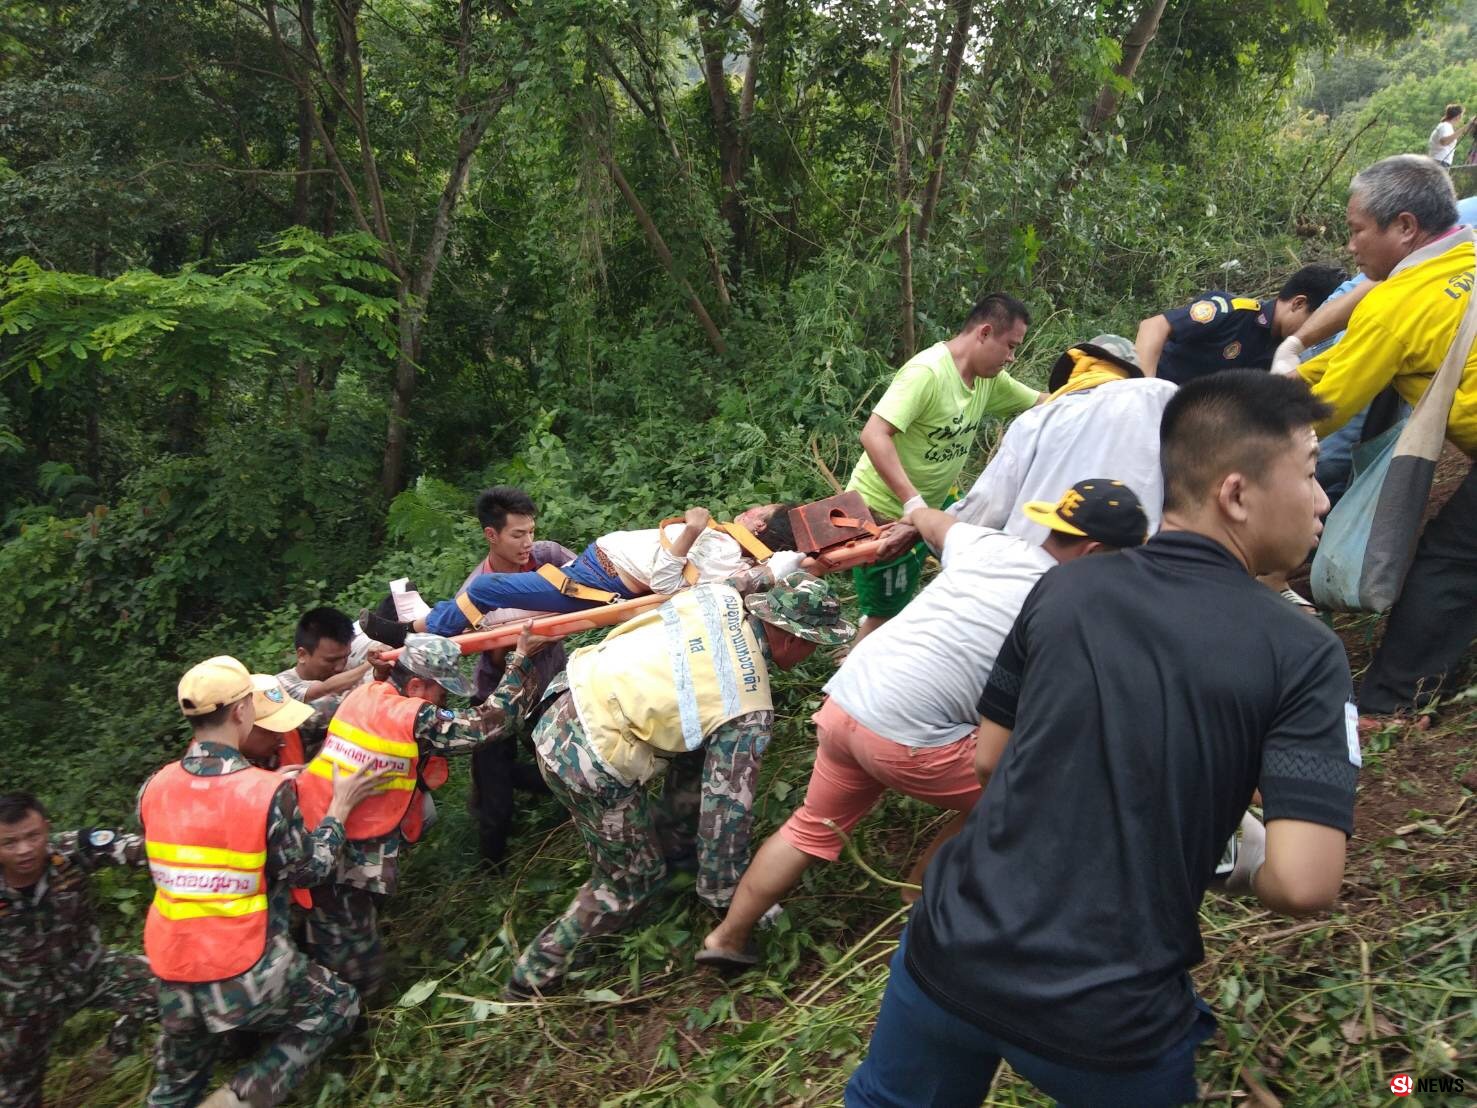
[
  {"left": 470, "top": 733, "right": 550, "bottom": 866},
  {"left": 1360, "top": 463, "right": 1477, "bottom": 713}
]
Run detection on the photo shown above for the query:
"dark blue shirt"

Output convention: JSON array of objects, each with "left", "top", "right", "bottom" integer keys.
[
  {"left": 905, "top": 532, "right": 1357, "bottom": 1070},
  {"left": 1157, "top": 292, "right": 1277, "bottom": 384}
]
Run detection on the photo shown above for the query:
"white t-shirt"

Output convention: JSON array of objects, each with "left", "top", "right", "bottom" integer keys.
[
  {"left": 948, "top": 377, "right": 1175, "bottom": 545},
  {"left": 596, "top": 523, "right": 746, "bottom": 594},
  {"left": 1429, "top": 120, "right": 1457, "bottom": 165},
  {"left": 823, "top": 523, "right": 1055, "bottom": 748}
]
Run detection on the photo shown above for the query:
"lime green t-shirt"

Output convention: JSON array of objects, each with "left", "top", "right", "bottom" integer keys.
[{"left": 846, "top": 341, "right": 1038, "bottom": 518}]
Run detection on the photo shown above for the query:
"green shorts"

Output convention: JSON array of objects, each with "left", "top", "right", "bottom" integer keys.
[
  {"left": 852, "top": 489, "right": 957, "bottom": 619},
  {"left": 853, "top": 546, "right": 930, "bottom": 618}
]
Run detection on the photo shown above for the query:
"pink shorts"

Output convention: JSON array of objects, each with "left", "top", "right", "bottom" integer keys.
[{"left": 778, "top": 698, "right": 983, "bottom": 862}]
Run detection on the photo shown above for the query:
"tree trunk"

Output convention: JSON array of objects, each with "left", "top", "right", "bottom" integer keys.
[
  {"left": 381, "top": 286, "right": 420, "bottom": 500},
  {"left": 696, "top": 5, "right": 749, "bottom": 275},
  {"left": 915, "top": 0, "right": 973, "bottom": 247},
  {"left": 1084, "top": 0, "right": 1168, "bottom": 132},
  {"left": 890, "top": 1, "right": 914, "bottom": 359},
  {"left": 601, "top": 148, "right": 726, "bottom": 355},
  {"left": 292, "top": 0, "right": 315, "bottom": 224}
]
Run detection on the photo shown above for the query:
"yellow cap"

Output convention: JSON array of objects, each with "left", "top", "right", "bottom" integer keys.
[
  {"left": 250, "top": 674, "right": 314, "bottom": 733},
  {"left": 177, "top": 656, "right": 254, "bottom": 717}
]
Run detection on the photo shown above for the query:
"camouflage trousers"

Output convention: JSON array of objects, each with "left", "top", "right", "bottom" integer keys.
[
  {"left": 302, "top": 883, "right": 386, "bottom": 1000},
  {"left": 509, "top": 695, "right": 770, "bottom": 990},
  {"left": 147, "top": 934, "right": 358, "bottom": 1108},
  {"left": 0, "top": 948, "right": 155, "bottom": 1108}
]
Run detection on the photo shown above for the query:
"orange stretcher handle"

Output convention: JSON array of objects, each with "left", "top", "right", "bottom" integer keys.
[
  {"left": 800, "top": 524, "right": 903, "bottom": 574},
  {"left": 379, "top": 593, "right": 669, "bottom": 660},
  {"left": 382, "top": 527, "right": 904, "bottom": 660}
]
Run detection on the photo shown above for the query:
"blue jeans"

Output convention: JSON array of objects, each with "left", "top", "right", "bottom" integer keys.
[
  {"left": 1316, "top": 411, "right": 1365, "bottom": 506},
  {"left": 1316, "top": 391, "right": 1410, "bottom": 507},
  {"left": 845, "top": 933, "right": 1215, "bottom": 1108},
  {"left": 424, "top": 544, "right": 634, "bottom": 635}
]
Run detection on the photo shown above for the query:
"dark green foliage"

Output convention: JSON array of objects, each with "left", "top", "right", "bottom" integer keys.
[{"left": 2, "top": 1, "right": 1475, "bottom": 1103}]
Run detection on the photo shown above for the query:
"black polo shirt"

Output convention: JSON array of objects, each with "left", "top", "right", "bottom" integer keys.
[
  {"left": 905, "top": 531, "right": 1357, "bottom": 1071},
  {"left": 1157, "top": 292, "right": 1277, "bottom": 384}
]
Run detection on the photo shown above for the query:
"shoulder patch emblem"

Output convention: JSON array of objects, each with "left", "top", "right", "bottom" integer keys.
[
  {"left": 88, "top": 829, "right": 116, "bottom": 848},
  {"left": 1222, "top": 341, "right": 1242, "bottom": 360},
  {"left": 437, "top": 708, "right": 456, "bottom": 721},
  {"left": 1189, "top": 300, "right": 1217, "bottom": 324}
]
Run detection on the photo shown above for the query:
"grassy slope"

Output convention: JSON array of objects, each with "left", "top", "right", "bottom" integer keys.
[
  {"left": 37, "top": 245, "right": 1477, "bottom": 1107},
  {"left": 46, "top": 619, "right": 1477, "bottom": 1108}
]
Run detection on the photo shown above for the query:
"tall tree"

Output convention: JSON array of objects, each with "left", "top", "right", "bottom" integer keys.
[
  {"left": 1084, "top": 0, "right": 1169, "bottom": 132},
  {"left": 914, "top": 0, "right": 974, "bottom": 246},
  {"left": 889, "top": 0, "right": 915, "bottom": 358},
  {"left": 250, "top": 0, "right": 518, "bottom": 497}
]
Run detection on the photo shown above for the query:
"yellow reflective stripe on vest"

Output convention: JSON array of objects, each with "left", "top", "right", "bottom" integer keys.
[
  {"left": 304, "top": 756, "right": 419, "bottom": 790},
  {"left": 326, "top": 717, "right": 418, "bottom": 758},
  {"left": 151, "top": 891, "right": 268, "bottom": 920},
  {"left": 146, "top": 841, "right": 267, "bottom": 870},
  {"left": 1230, "top": 297, "right": 1261, "bottom": 311}
]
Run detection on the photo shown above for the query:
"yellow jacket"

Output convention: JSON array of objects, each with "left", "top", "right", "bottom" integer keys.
[
  {"left": 567, "top": 584, "right": 773, "bottom": 785},
  {"left": 1299, "top": 228, "right": 1477, "bottom": 456}
]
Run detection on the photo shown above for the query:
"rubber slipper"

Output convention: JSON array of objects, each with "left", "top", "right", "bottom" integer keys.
[{"left": 695, "top": 943, "right": 759, "bottom": 970}]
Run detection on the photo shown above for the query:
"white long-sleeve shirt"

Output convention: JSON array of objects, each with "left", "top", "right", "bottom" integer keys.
[
  {"left": 596, "top": 523, "right": 747, "bottom": 594},
  {"left": 948, "top": 377, "right": 1176, "bottom": 545}
]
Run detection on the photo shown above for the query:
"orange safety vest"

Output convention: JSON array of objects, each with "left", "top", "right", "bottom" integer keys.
[
  {"left": 295, "top": 681, "right": 446, "bottom": 843},
  {"left": 140, "top": 761, "right": 280, "bottom": 982},
  {"left": 279, "top": 728, "right": 306, "bottom": 768}
]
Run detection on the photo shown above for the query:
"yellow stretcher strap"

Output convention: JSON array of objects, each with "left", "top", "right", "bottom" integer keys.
[
  {"left": 535, "top": 564, "right": 621, "bottom": 604},
  {"left": 658, "top": 517, "right": 776, "bottom": 586},
  {"left": 455, "top": 591, "right": 484, "bottom": 627}
]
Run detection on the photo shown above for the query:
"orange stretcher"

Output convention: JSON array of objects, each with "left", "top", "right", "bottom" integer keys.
[{"left": 383, "top": 523, "right": 905, "bottom": 659}]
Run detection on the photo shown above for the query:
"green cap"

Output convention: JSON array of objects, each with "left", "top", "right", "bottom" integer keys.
[
  {"left": 399, "top": 633, "right": 471, "bottom": 697},
  {"left": 744, "top": 573, "right": 855, "bottom": 645}
]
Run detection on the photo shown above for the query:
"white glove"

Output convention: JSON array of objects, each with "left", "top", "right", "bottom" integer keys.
[
  {"left": 1221, "top": 811, "right": 1267, "bottom": 895},
  {"left": 1270, "top": 335, "right": 1306, "bottom": 377},
  {"left": 765, "top": 550, "right": 808, "bottom": 580},
  {"left": 901, "top": 494, "right": 927, "bottom": 519}
]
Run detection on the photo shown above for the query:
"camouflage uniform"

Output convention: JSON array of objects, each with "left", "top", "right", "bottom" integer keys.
[
  {"left": 0, "top": 830, "right": 156, "bottom": 1108},
  {"left": 275, "top": 666, "right": 350, "bottom": 761},
  {"left": 507, "top": 567, "right": 855, "bottom": 992},
  {"left": 466, "top": 541, "right": 575, "bottom": 868},
  {"left": 509, "top": 679, "right": 773, "bottom": 992},
  {"left": 142, "top": 742, "right": 358, "bottom": 1108},
  {"left": 303, "top": 654, "right": 545, "bottom": 997}
]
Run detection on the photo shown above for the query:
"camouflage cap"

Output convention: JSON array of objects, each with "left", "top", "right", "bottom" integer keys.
[
  {"left": 744, "top": 572, "right": 856, "bottom": 645},
  {"left": 399, "top": 633, "right": 472, "bottom": 697},
  {"left": 1047, "top": 332, "right": 1144, "bottom": 391}
]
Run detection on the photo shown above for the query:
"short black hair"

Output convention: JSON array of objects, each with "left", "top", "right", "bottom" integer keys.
[
  {"left": 756, "top": 504, "right": 798, "bottom": 551},
  {"left": 295, "top": 607, "right": 355, "bottom": 653},
  {"left": 962, "top": 293, "right": 1031, "bottom": 333},
  {"left": 476, "top": 486, "right": 537, "bottom": 532},
  {"left": 1445, "top": 103, "right": 1463, "bottom": 120},
  {"left": 1279, "top": 265, "right": 1346, "bottom": 311},
  {"left": 0, "top": 792, "right": 47, "bottom": 825},
  {"left": 1161, "top": 370, "right": 1333, "bottom": 512},
  {"left": 186, "top": 702, "right": 236, "bottom": 731}
]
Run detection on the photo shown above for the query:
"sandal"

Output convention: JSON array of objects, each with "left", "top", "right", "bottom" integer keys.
[{"left": 695, "top": 943, "right": 760, "bottom": 970}]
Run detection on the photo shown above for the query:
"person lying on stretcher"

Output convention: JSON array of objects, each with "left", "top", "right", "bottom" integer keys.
[{"left": 361, "top": 504, "right": 806, "bottom": 647}]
